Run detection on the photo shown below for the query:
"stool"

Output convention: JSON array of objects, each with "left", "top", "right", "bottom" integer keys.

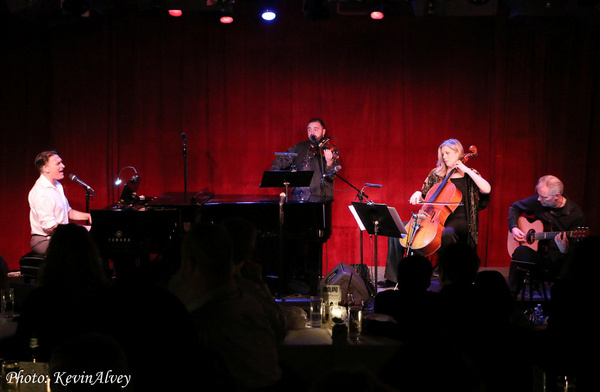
[
  {"left": 514, "top": 260, "right": 548, "bottom": 304},
  {"left": 19, "top": 251, "right": 45, "bottom": 283}
]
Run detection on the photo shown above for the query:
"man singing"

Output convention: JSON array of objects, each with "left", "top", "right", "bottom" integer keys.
[{"left": 28, "top": 150, "right": 91, "bottom": 254}]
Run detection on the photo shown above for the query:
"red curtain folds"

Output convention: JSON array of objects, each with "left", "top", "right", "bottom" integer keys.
[{"left": 1, "top": 3, "right": 599, "bottom": 273}]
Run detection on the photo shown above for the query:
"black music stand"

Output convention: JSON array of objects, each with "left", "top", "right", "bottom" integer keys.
[
  {"left": 260, "top": 170, "right": 314, "bottom": 296},
  {"left": 260, "top": 170, "right": 313, "bottom": 201},
  {"left": 350, "top": 202, "right": 407, "bottom": 293}
]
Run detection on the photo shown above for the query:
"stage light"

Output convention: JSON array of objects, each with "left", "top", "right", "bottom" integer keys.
[
  {"left": 261, "top": 9, "right": 276, "bottom": 20},
  {"left": 370, "top": 2, "right": 384, "bottom": 19},
  {"left": 168, "top": 9, "right": 183, "bottom": 17},
  {"left": 218, "top": 2, "right": 234, "bottom": 23},
  {"left": 370, "top": 10, "right": 384, "bottom": 19}
]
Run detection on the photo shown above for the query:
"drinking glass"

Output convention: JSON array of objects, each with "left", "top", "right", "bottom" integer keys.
[
  {"left": 1, "top": 288, "right": 15, "bottom": 318},
  {"left": 348, "top": 306, "right": 362, "bottom": 341},
  {"left": 309, "top": 296, "right": 323, "bottom": 328}
]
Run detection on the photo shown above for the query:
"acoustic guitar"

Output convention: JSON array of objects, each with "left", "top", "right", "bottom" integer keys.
[{"left": 507, "top": 216, "right": 589, "bottom": 257}]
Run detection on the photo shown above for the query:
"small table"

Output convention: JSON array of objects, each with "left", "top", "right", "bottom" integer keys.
[{"left": 279, "top": 325, "right": 403, "bottom": 385}]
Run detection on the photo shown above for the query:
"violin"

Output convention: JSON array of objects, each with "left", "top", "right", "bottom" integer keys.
[
  {"left": 311, "top": 136, "right": 339, "bottom": 159},
  {"left": 400, "top": 145, "right": 478, "bottom": 256}
]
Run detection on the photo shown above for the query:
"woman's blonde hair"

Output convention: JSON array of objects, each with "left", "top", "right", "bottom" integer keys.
[{"left": 435, "top": 139, "right": 464, "bottom": 177}]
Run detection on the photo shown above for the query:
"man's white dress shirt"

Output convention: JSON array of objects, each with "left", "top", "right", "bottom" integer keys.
[{"left": 29, "top": 174, "right": 71, "bottom": 235}]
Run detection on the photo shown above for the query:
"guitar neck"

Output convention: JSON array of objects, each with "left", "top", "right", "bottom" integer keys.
[{"left": 532, "top": 230, "right": 575, "bottom": 241}]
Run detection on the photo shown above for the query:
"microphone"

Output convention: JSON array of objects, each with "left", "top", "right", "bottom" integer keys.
[
  {"left": 310, "top": 134, "right": 317, "bottom": 143},
  {"left": 181, "top": 132, "right": 187, "bottom": 143},
  {"left": 69, "top": 174, "right": 96, "bottom": 195},
  {"left": 365, "top": 183, "right": 383, "bottom": 188},
  {"left": 323, "top": 165, "right": 342, "bottom": 178}
]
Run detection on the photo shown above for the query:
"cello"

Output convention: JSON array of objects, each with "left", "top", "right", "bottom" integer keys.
[{"left": 400, "top": 145, "right": 478, "bottom": 256}]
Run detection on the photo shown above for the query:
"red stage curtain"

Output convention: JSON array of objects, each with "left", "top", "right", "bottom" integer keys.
[{"left": 1, "top": 3, "right": 599, "bottom": 273}]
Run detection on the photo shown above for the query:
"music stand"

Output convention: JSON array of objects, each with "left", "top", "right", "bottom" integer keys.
[
  {"left": 260, "top": 170, "right": 314, "bottom": 296},
  {"left": 350, "top": 202, "right": 407, "bottom": 293},
  {"left": 260, "top": 170, "right": 314, "bottom": 201}
]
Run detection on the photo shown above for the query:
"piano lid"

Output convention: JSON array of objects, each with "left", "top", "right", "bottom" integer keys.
[
  {"left": 148, "top": 191, "right": 333, "bottom": 206},
  {"left": 147, "top": 188, "right": 214, "bottom": 206},
  {"left": 205, "top": 194, "right": 334, "bottom": 205}
]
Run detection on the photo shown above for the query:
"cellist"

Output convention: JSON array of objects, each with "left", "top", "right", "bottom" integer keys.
[{"left": 384, "top": 139, "right": 491, "bottom": 284}]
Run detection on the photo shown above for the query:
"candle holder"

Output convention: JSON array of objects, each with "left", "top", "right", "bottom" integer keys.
[
  {"left": 329, "top": 304, "right": 347, "bottom": 325},
  {"left": 330, "top": 304, "right": 348, "bottom": 344}
]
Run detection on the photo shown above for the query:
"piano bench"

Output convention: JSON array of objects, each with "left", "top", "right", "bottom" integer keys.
[{"left": 19, "top": 251, "right": 45, "bottom": 283}]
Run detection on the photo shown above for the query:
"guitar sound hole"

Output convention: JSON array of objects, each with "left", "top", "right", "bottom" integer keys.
[{"left": 527, "top": 230, "right": 536, "bottom": 244}]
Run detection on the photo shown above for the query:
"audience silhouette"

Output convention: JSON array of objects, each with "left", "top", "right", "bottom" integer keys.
[
  {"left": 371, "top": 254, "right": 439, "bottom": 340},
  {"left": 435, "top": 242, "right": 481, "bottom": 344},
  {"left": 7, "top": 221, "right": 595, "bottom": 392},
  {"left": 169, "top": 221, "right": 281, "bottom": 392},
  {"left": 106, "top": 271, "right": 203, "bottom": 392},
  {"left": 472, "top": 269, "right": 530, "bottom": 392},
  {"left": 12, "top": 223, "right": 202, "bottom": 391},
  {"left": 219, "top": 216, "right": 287, "bottom": 344},
  {"left": 49, "top": 333, "right": 131, "bottom": 391},
  {"left": 543, "top": 236, "right": 600, "bottom": 391},
  {"left": 13, "top": 223, "right": 112, "bottom": 362}
]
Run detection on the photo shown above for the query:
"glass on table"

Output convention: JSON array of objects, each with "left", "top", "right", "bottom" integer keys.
[
  {"left": 309, "top": 296, "right": 323, "bottom": 328},
  {"left": 1, "top": 288, "right": 15, "bottom": 318},
  {"left": 348, "top": 305, "right": 362, "bottom": 341}
]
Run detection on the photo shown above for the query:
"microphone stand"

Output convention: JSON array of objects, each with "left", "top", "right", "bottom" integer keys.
[
  {"left": 335, "top": 173, "right": 370, "bottom": 202},
  {"left": 339, "top": 174, "right": 383, "bottom": 296},
  {"left": 315, "top": 143, "right": 326, "bottom": 199},
  {"left": 181, "top": 134, "right": 188, "bottom": 204},
  {"left": 335, "top": 173, "right": 370, "bottom": 266},
  {"left": 85, "top": 190, "right": 94, "bottom": 213}
]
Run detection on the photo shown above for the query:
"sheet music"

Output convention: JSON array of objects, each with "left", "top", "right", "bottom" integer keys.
[
  {"left": 349, "top": 204, "right": 407, "bottom": 236},
  {"left": 348, "top": 205, "right": 367, "bottom": 231},
  {"left": 388, "top": 207, "right": 408, "bottom": 235}
]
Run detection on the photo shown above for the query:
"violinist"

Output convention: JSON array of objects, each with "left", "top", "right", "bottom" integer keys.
[
  {"left": 408, "top": 139, "right": 491, "bottom": 252},
  {"left": 271, "top": 118, "right": 340, "bottom": 200}
]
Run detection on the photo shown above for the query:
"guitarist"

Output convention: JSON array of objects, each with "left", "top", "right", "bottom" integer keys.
[{"left": 507, "top": 175, "right": 585, "bottom": 293}]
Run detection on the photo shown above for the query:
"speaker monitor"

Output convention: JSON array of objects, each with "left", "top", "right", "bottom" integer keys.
[{"left": 320, "top": 262, "right": 371, "bottom": 304}]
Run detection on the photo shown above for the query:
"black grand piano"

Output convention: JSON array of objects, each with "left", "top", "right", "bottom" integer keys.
[{"left": 89, "top": 190, "right": 332, "bottom": 295}]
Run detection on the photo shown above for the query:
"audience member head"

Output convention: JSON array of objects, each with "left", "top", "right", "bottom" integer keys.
[
  {"left": 218, "top": 216, "right": 257, "bottom": 270},
  {"left": 397, "top": 255, "right": 433, "bottom": 292},
  {"left": 180, "top": 222, "right": 234, "bottom": 289},
  {"left": 39, "top": 223, "right": 107, "bottom": 295},
  {"left": 49, "top": 333, "right": 131, "bottom": 391},
  {"left": 474, "top": 270, "right": 515, "bottom": 316},
  {"left": 437, "top": 243, "right": 480, "bottom": 286}
]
